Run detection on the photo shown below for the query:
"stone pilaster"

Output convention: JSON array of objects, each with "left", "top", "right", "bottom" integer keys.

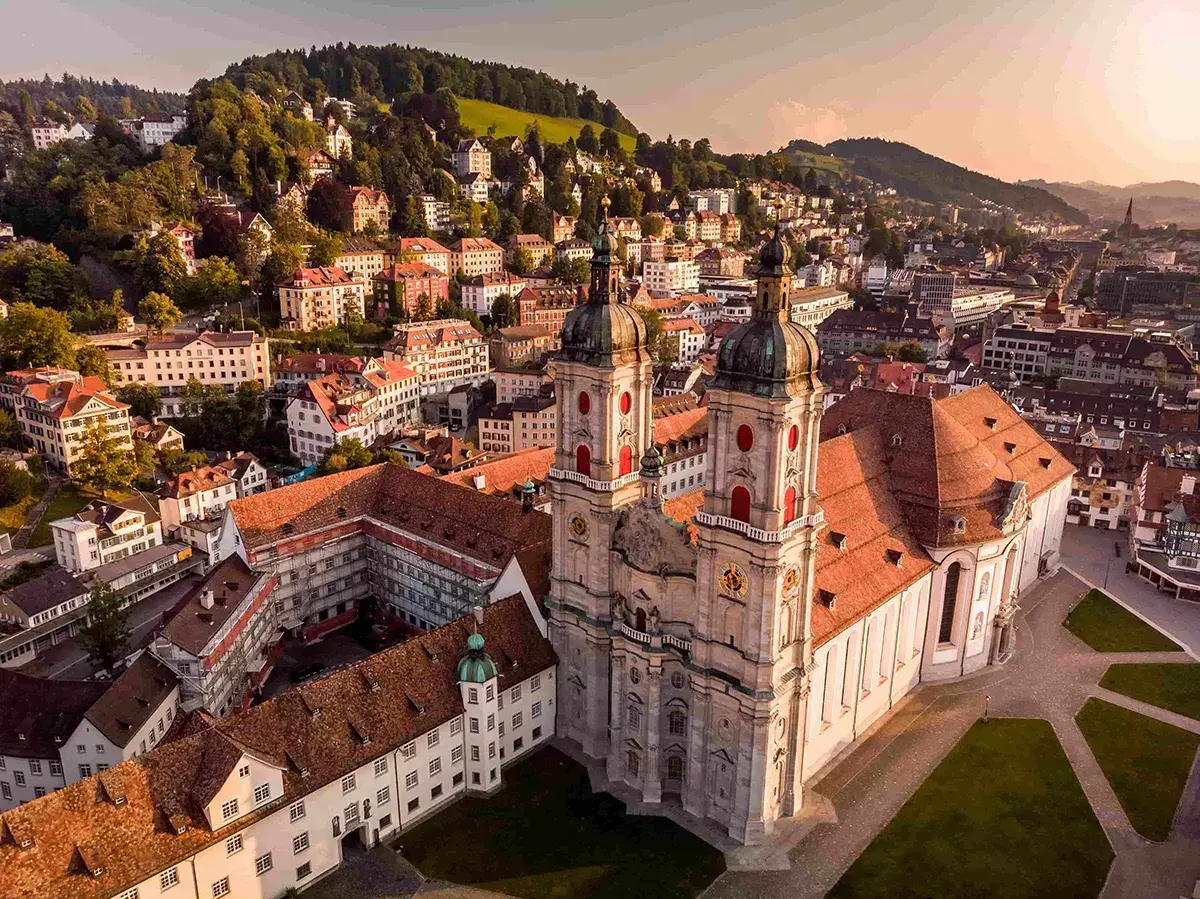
[{"left": 642, "top": 667, "right": 663, "bottom": 804}]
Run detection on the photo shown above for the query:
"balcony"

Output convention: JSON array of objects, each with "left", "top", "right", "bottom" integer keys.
[
  {"left": 694, "top": 508, "right": 824, "bottom": 543},
  {"left": 617, "top": 622, "right": 693, "bottom": 654},
  {"left": 548, "top": 467, "right": 640, "bottom": 492}
]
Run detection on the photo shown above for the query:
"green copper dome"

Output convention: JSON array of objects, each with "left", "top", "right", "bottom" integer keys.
[{"left": 457, "top": 632, "right": 498, "bottom": 684}]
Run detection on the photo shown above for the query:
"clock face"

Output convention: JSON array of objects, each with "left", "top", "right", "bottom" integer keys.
[
  {"left": 568, "top": 513, "right": 588, "bottom": 539},
  {"left": 719, "top": 563, "right": 749, "bottom": 599},
  {"left": 782, "top": 567, "right": 801, "bottom": 598}
]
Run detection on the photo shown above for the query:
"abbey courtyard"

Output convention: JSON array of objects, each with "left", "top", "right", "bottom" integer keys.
[{"left": 0, "top": 217, "right": 1198, "bottom": 899}]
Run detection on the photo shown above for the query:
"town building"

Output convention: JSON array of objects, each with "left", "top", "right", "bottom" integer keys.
[
  {"left": 419, "top": 195, "right": 452, "bottom": 232},
  {"left": 556, "top": 238, "right": 592, "bottom": 265},
  {"left": 127, "top": 113, "right": 187, "bottom": 153},
  {"left": 108, "top": 331, "right": 271, "bottom": 414},
  {"left": 452, "top": 138, "right": 492, "bottom": 178},
  {"left": 286, "top": 361, "right": 421, "bottom": 466},
  {"left": 661, "top": 318, "right": 706, "bottom": 364},
  {"left": 0, "top": 654, "right": 180, "bottom": 811},
  {"left": 14, "top": 372, "right": 132, "bottom": 474},
  {"left": 478, "top": 389, "right": 558, "bottom": 454},
  {"left": 395, "top": 237, "right": 452, "bottom": 274},
  {"left": 334, "top": 238, "right": 386, "bottom": 281},
  {"left": 696, "top": 247, "right": 746, "bottom": 278},
  {"left": 277, "top": 267, "right": 367, "bottom": 331},
  {"left": 373, "top": 263, "right": 450, "bottom": 316},
  {"left": 517, "top": 284, "right": 582, "bottom": 333},
  {"left": 553, "top": 213, "right": 578, "bottom": 244},
  {"left": 788, "top": 286, "right": 853, "bottom": 331},
  {"left": 457, "top": 172, "right": 493, "bottom": 203},
  {"left": 340, "top": 187, "right": 390, "bottom": 233},
  {"left": 548, "top": 218, "right": 1071, "bottom": 843},
  {"left": 643, "top": 257, "right": 700, "bottom": 297},
  {"left": 448, "top": 237, "right": 505, "bottom": 278},
  {"left": 461, "top": 272, "right": 529, "bottom": 317},
  {"left": 214, "top": 452, "right": 270, "bottom": 499},
  {"left": 506, "top": 234, "right": 554, "bottom": 269},
  {"left": 0, "top": 566, "right": 91, "bottom": 671},
  {"left": 0, "top": 595, "right": 555, "bottom": 899},
  {"left": 150, "top": 555, "right": 280, "bottom": 716},
  {"left": 157, "top": 465, "right": 239, "bottom": 540},
  {"left": 491, "top": 325, "right": 557, "bottom": 365},
  {"left": 816, "top": 307, "right": 945, "bottom": 360},
  {"left": 493, "top": 362, "right": 553, "bottom": 404},
  {"left": 383, "top": 320, "right": 490, "bottom": 397},
  {"left": 324, "top": 119, "right": 352, "bottom": 158}
]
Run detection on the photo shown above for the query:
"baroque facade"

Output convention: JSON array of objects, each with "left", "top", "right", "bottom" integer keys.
[{"left": 547, "top": 207, "right": 1074, "bottom": 843}]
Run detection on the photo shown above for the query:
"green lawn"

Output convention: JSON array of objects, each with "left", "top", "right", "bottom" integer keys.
[
  {"left": 1100, "top": 663, "right": 1200, "bottom": 721},
  {"left": 1076, "top": 697, "right": 1200, "bottom": 841},
  {"left": 458, "top": 98, "right": 637, "bottom": 154},
  {"left": 398, "top": 747, "right": 725, "bottom": 899},
  {"left": 1063, "top": 589, "right": 1181, "bottom": 652},
  {"left": 829, "top": 719, "right": 1112, "bottom": 899},
  {"left": 0, "top": 492, "right": 38, "bottom": 534},
  {"left": 29, "top": 484, "right": 129, "bottom": 547}
]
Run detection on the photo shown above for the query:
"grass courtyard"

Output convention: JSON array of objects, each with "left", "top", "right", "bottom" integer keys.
[
  {"left": 828, "top": 719, "right": 1112, "bottom": 899},
  {"left": 1076, "top": 697, "right": 1200, "bottom": 841},
  {"left": 457, "top": 98, "right": 638, "bottom": 153},
  {"left": 1062, "top": 589, "right": 1181, "bottom": 652},
  {"left": 397, "top": 747, "right": 725, "bottom": 899},
  {"left": 29, "top": 484, "right": 129, "bottom": 546},
  {"left": 1100, "top": 663, "right": 1200, "bottom": 721}
]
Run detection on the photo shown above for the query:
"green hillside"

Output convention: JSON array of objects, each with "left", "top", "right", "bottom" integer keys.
[{"left": 458, "top": 98, "right": 636, "bottom": 154}]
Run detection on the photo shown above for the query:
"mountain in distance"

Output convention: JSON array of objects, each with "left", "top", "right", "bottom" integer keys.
[
  {"left": 778, "top": 137, "right": 1087, "bottom": 224},
  {"left": 1023, "top": 178, "right": 1200, "bottom": 228}
]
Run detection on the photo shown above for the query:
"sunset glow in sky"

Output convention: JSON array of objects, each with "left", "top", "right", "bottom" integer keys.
[{"left": 5, "top": 0, "right": 1198, "bottom": 185}]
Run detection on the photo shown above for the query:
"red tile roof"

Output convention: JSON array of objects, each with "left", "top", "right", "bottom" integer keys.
[{"left": 158, "top": 465, "right": 234, "bottom": 500}]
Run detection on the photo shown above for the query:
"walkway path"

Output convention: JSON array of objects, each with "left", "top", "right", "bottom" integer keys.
[
  {"left": 11, "top": 474, "right": 61, "bottom": 550},
  {"left": 699, "top": 570, "right": 1200, "bottom": 899}
]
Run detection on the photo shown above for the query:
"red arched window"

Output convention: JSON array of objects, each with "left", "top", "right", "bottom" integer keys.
[
  {"left": 576, "top": 445, "right": 591, "bottom": 477},
  {"left": 783, "top": 486, "right": 798, "bottom": 524},
  {"left": 618, "top": 445, "right": 633, "bottom": 476},
  {"left": 787, "top": 424, "right": 799, "bottom": 451},
  {"left": 578, "top": 391, "right": 591, "bottom": 415},
  {"left": 619, "top": 391, "right": 633, "bottom": 414},
  {"left": 730, "top": 486, "right": 752, "bottom": 523},
  {"left": 736, "top": 425, "right": 755, "bottom": 452}
]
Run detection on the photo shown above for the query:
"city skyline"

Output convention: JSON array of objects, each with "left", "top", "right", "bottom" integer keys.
[{"left": 5, "top": 0, "right": 1198, "bottom": 186}]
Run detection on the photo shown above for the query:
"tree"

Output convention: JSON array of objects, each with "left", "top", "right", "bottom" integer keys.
[
  {"left": 161, "top": 447, "right": 209, "bottom": 474},
  {"left": 79, "top": 580, "right": 130, "bottom": 672},
  {"left": 138, "top": 292, "right": 182, "bottom": 334},
  {"left": 551, "top": 256, "right": 590, "bottom": 285},
  {"left": 116, "top": 382, "right": 162, "bottom": 421},
  {"left": 0, "top": 461, "right": 34, "bottom": 507},
  {"left": 75, "top": 96, "right": 97, "bottom": 121},
  {"left": 72, "top": 419, "right": 136, "bottom": 498},
  {"left": 897, "top": 342, "right": 928, "bottom": 363},
  {"left": 599, "top": 128, "right": 622, "bottom": 158},
  {"left": 577, "top": 124, "right": 598, "bottom": 154},
  {"left": 181, "top": 257, "right": 243, "bottom": 311},
  {"left": 0, "top": 410, "right": 20, "bottom": 449},
  {"left": 0, "top": 302, "right": 77, "bottom": 369},
  {"left": 124, "top": 232, "right": 188, "bottom": 297},
  {"left": 75, "top": 345, "right": 115, "bottom": 387},
  {"left": 318, "top": 437, "right": 374, "bottom": 475},
  {"left": 509, "top": 247, "right": 533, "bottom": 276},
  {"left": 308, "top": 231, "right": 343, "bottom": 267},
  {"left": 489, "top": 294, "right": 519, "bottom": 329}
]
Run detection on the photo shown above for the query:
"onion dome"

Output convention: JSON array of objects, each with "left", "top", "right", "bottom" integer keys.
[
  {"left": 456, "top": 632, "right": 498, "bottom": 684},
  {"left": 559, "top": 195, "right": 649, "bottom": 366},
  {"left": 639, "top": 443, "right": 664, "bottom": 479},
  {"left": 712, "top": 222, "right": 820, "bottom": 398}
]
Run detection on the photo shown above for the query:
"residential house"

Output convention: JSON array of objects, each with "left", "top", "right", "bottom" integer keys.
[
  {"left": 461, "top": 272, "right": 528, "bottom": 317},
  {"left": 383, "top": 320, "right": 490, "bottom": 397},
  {"left": 661, "top": 318, "right": 706, "bottom": 364},
  {"left": 0, "top": 567, "right": 91, "bottom": 671},
  {"left": 642, "top": 257, "right": 700, "bottom": 297},
  {"left": 15, "top": 373, "right": 132, "bottom": 474},
  {"left": 506, "top": 234, "right": 554, "bottom": 269},
  {"left": 395, "top": 237, "right": 452, "bottom": 274},
  {"left": 334, "top": 238, "right": 386, "bottom": 281},
  {"left": 517, "top": 284, "right": 582, "bottom": 333},
  {"left": 341, "top": 187, "right": 390, "bottom": 233},
  {"left": 373, "top": 263, "right": 450, "bottom": 316},
  {"left": 277, "top": 267, "right": 367, "bottom": 331},
  {"left": 453, "top": 138, "right": 492, "bottom": 178},
  {"left": 448, "top": 237, "right": 505, "bottom": 278},
  {"left": 325, "top": 119, "right": 352, "bottom": 158},
  {"left": 282, "top": 90, "right": 313, "bottom": 120},
  {"left": 552, "top": 213, "right": 578, "bottom": 244}
]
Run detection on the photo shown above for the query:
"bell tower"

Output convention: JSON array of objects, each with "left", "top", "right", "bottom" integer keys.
[
  {"left": 685, "top": 224, "right": 825, "bottom": 842},
  {"left": 547, "top": 198, "right": 653, "bottom": 759}
]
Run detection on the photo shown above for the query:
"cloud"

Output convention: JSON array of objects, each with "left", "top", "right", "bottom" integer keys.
[{"left": 707, "top": 96, "right": 849, "bottom": 153}]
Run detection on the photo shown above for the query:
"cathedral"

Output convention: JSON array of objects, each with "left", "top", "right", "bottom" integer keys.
[{"left": 546, "top": 202, "right": 1074, "bottom": 844}]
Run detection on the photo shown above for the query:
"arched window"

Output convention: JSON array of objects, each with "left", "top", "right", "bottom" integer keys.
[
  {"left": 668, "top": 710, "right": 686, "bottom": 736},
  {"left": 578, "top": 391, "right": 591, "bottom": 415},
  {"left": 619, "top": 391, "right": 633, "bottom": 414},
  {"left": 618, "top": 444, "right": 633, "bottom": 476},
  {"left": 783, "top": 485, "right": 798, "bottom": 524},
  {"left": 736, "top": 425, "right": 755, "bottom": 452},
  {"left": 939, "top": 562, "right": 961, "bottom": 643},
  {"left": 575, "top": 444, "right": 591, "bottom": 477},
  {"left": 787, "top": 424, "right": 800, "bottom": 451},
  {"left": 730, "top": 486, "right": 751, "bottom": 523}
]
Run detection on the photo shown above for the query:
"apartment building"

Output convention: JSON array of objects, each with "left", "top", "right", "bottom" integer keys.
[
  {"left": 151, "top": 556, "right": 281, "bottom": 717},
  {"left": 448, "top": 237, "right": 505, "bottom": 278},
  {"left": 15, "top": 373, "right": 132, "bottom": 474},
  {"left": 461, "top": 272, "right": 528, "bottom": 317},
  {"left": 273, "top": 354, "right": 391, "bottom": 395},
  {"left": 50, "top": 494, "right": 163, "bottom": 574},
  {"left": 0, "top": 654, "right": 180, "bottom": 811},
  {"left": 108, "top": 331, "right": 271, "bottom": 411},
  {"left": 278, "top": 267, "right": 367, "bottom": 331},
  {"left": 788, "top": 286, "right": 853, "bottom": 330},
  {"left": 0, "top": 596, "right": 555, "bottom": 899},
  {"left": 334, "top": 238, "right": 386, "bottom": 280},
  {"left": 157, "top": 466, "right": 239, "bottom": 536},
  {"left": 661, "top": 318, "right": 706, "bottom": 364},
  {"left": 0, "top": 566, "right": 91, "bottom": 671},
  {"left": 383, "top": 319, "right": 490, "bottom": 397},
  {"left": 493, "top": 363, "right": 552, "bottom": 404},
  {"left": 506, "top": 234, "right": 554, "bottom": 269},
  {"left": 214, "top": 452, "right": 270, "bottom": 498},
  {"left": 453, "top": 138, "right": 492, "bottom": 178},
  {"left": 394, "top": 237, "right": 453, "bottom": 274},
  {"left": 373, "top": 263, "right": 450, "bottom": 316},
  {"left": 127, "top": 113, "right": 187, "bottom": 152},
  {"left": 642, "top": 257, "right": 700, "bottom": 297},
  {"left": 477, "top": 389, "right": 558, "bottom": 454},
  {"left": 419, "top": 194, "right": 452, "bottom": 232},
  {"left": 287, "top": 362, "right": 421, "bottom": 466},
  {"left": 517, "top": 284, "right": 581, "bottom": 333},
  {"left": 341, "top": 187, "right": 390, "bottom": 233}
]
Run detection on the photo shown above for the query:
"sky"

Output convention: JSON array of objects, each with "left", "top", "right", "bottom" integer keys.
[{"left": 4, "top": 0, "right": 1198, "bottom": 186}]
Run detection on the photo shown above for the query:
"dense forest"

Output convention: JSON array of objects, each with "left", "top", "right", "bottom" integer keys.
[
  {"left": 221, "top": 44, "right": 639, "bottom": 136},
  {"left": 0, "top": 74, "right": 186, "bottom": 120}
]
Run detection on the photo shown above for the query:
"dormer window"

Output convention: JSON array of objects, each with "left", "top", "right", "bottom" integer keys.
[
  {"left": 984, "top": 417, "right": 997, "bottom": 430},
  {"left": 829, "top": 531, "right": 848, "bottom": 551},
  {"left": 890, "top": 434, "right": 903, "bottom": 448},
  {"left": 951, "top": 515, "right": 967, "bottom": 534}
]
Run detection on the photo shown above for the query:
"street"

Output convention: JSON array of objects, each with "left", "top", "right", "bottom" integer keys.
[
  {"left": 19, "top": 573, "right": 202, "bottom": 680},
  {"left": 1059, "top": 524, "right": 1200, "bottom": 655}
]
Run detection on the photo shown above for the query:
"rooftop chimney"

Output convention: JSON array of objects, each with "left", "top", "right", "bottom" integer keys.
[
  {"left": 472, "top": 606, "right": 484, "bottom": 625},
  {"left": 1183, "top": 475, "right": 1196, "bottom": 496},
  {"left": 199, "top": 589, "right": 215, "bottom": 610},
  {"left": 471, "top": 474, "right": 486, "bottom": 491}
]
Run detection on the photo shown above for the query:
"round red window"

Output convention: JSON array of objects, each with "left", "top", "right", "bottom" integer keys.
[
  {"left": 736, "top": 425, "right": 754, "bottom": 452},
  {"left": 787, "top": 424, "right": 799, "bottom": 451},
  {"left": 619, "top": 391, "right": 632, "bottom": 414},
  {"left": 578, "top": 391, "right": 591, "bottom": 415}
]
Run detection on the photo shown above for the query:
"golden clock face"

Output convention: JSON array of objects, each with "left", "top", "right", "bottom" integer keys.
[
  {"left": 568, "top": 513, "right": 588, "bottom": 539},
  {"left": 782, "top": 567, "right": 800, "bottom": 598},
  {"left": 719, "top": 562, "right": 749, "bottom": 599}
]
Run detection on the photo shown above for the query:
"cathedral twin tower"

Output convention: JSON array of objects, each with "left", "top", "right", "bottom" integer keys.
[{"left": 547, "top": 200, "right": 825, "bottom": 843}]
